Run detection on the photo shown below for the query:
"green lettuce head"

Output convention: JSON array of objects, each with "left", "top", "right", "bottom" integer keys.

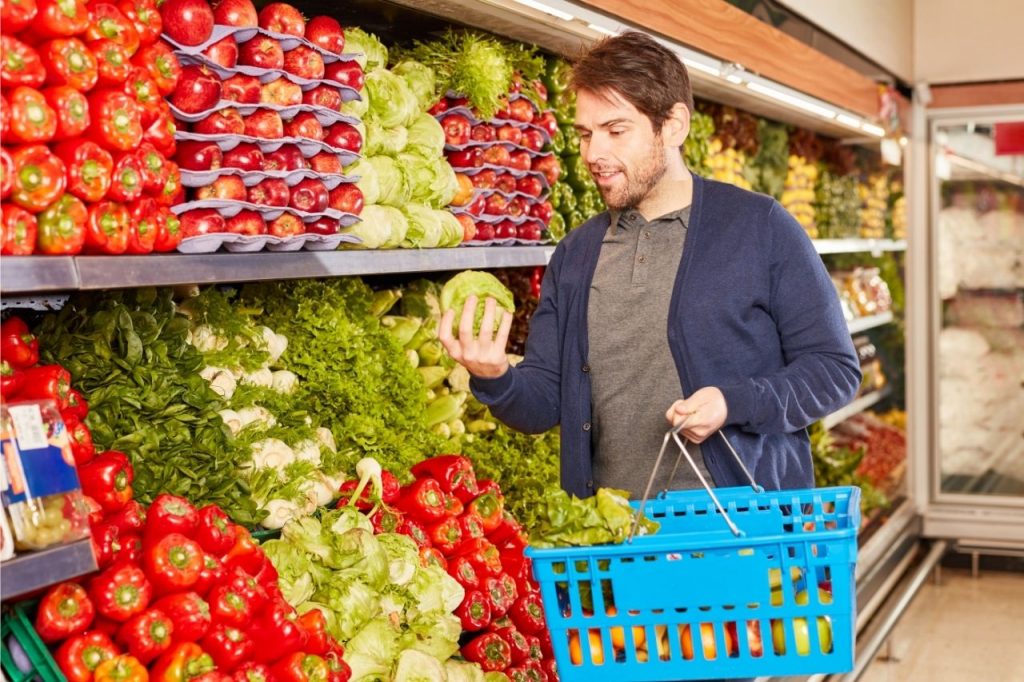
[{"left": 440, "top": 271, "right": 515, "bottom": 336}]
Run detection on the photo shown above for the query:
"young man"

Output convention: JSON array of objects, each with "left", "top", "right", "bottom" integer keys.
[{"left": 439, "top": 31, "right": 860, "bottom": 500}]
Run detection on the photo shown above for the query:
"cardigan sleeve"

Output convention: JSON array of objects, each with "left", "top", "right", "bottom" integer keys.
[
  {"left": 469, "top": 244, "right": 564, "bottom": 434},
  {"left": 719, "top": 201, "right": 862, "bottom": 432}
]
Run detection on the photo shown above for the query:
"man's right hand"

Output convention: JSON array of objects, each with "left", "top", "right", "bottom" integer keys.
[{"left": 438, "top": 295, "right": 513, "bottom": 379}]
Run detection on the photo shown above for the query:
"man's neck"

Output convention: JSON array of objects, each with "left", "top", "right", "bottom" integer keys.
[{"left": 635, "top": 164, "right": 693, "bottom": 222}]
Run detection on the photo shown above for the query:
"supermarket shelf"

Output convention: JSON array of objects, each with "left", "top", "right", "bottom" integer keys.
[
  {"left": 847, "top": 311, "right": 895, "bottom": 334},
  {"left": 0, "top": 247, "right": 556, "bottom": 295},
  {"left": 823, "top": 386, "right": 892, "bottom": 430},
  {"left": 0, "top": 539, "right": 97, "bottom": 601},
  {"left": 814, "top": 239, "right": 907, "bottom": 255}
]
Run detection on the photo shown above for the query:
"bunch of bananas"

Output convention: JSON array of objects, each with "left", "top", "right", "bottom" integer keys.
[
  {"left": 781, "top": 155, "right": 818, "bottom": 237},
  {"left": 859, "top": 174, "right": 889, "bottom": 239},
  {"left": 708, "top": 138, "right": 753, "bottom": 189}
]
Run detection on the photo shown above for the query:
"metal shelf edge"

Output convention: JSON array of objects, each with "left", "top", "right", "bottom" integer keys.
[
  {"left": 0, "top": 539, "right": 97, "bottom": 601},
  {"left": 847, "top": 311, "right": 896, "bottom": 334},
  {"left": 814, "top": 239, "right": 908, "bottom": 255},
  {"left": 823, "top": 386, "right": 892, "bottom": 430},
  {"left": 0, "top": 257, "right": 79, "bottom": 295}
]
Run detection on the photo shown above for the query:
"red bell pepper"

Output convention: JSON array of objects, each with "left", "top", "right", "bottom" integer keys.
[
  {"left": 399, "top": 518, "right": 431, "bottom": 548},
  {"left": 118, "top": 0, "right": 161, "bottom": 47},
  {"left": 8, "top": 86, "right": 57, "bottom": 143},
  {"left": 79, "top": 450, "right": 134, "bottom": 512},
  {"left": 122, "top": 67, "right": 160, "bottom": 125},
  {"left": 492, "top": 625, "right": 531, "bottom": 665},
  {"left": 41, "top": 37, "right": 98, "bottom": 91},
  {"left": 541, "top": 658, "right": 558, "bottom": 681},
  {"left": 150, "top": 643, "right": 215, "bottom": 682},
  {"left": 461, "top": 632, "right": 511, "bottom": 672},
  {"left": 36, "top": 582, "right": 95, "bottom": 643},
  {"left": 395, "top": 478, "right": 447, "bottom": 524},
  {"left": 90, "top": 39, "right": 132, "bottom": 87},
  {"left": 193, "top": 505, "right": 233, "bottom": 556},
  {"left": 91, "top": 615, "right": 124, "bottom": 639},
  {"left": 132, "top": 41, "right": 178, "bottom": 95},
  {"left": 10, "top": 144, "right": 65, "bottom": 211},
  {"left": 83, "top": 495, "right": 106, "bottom": 525},
  {"left": 456, "top": 538, "right": 503, "bottom": 578},
  {"left": 1, "top": 317, "right": 39, "bottom": 369},
  {"left": 107, "top": 151, "right": 143, "bottom": 202},
  {"left": 426, "top": 516, "right": 463, "bottom": 556},
  {"left": 482, "top": 575, "right": 512, "bottom": 618},
  {"left": 142, "top": 106, "right": 176, "bottom": 158},
  {"left": 55, "top": 631, "right": 119, "bottom": 682},
  {"left": 17, "top": 364, "right": 71, "bottom": 405},
  {"left": 458, "top": 511, "right": 486, "bottom": 546},
  {"left": 296, "top": 609, "right": 330, "bottom": 656},
  {"left": 506, "top": 668, "right": 530, "bottom": 682},
  {"left": 324, "top": 651, "right": 351, "bottom": 682},
  {"left": 136, "top": 142, "right": 167, "bottom": 193},
  {"left": 1, "top": 146, "right": 10, "bottom": 199},
  {"left": 455, "top": 589, "right": 492, "bottom": 631},
  {"left": 126, "top": 197, "right": 157, "bottom": 254},
  {"left": 154, "top": 159, "right": 181, "bottom": 205},
  {"left": 2, "top": 35, "right": 45, "bottom": 88},
  {"left": 151, "top": 592, "right": 211, "bottom": 644},
  {"left": 444, "top": 493, "right": 464, "bottom": 517},
  {"left": 448, "top": 555, "right": 481, "bottom": 590},
  {"left": 1, "top": 204, "right": 37, "bottom": 255},
  {"left": 37, "top": 192, "right": 88, "bottom": 255},
  {"left": 113, "top": 533, "right": 144, "bottom": 566},
  {"left": 145, "top": 493, "right": 198, "bottom": 541},
  {"left": 232, "top": 663, "right": 272, "bottom": 682},
  {"left": 525, "top": 635, "right": 544, "bottom": 663},
  {"left": 488, "top": 512, "right": 527, "bottom": 547},
  {"left": 468, "top": 489, "right": 505, "bottom": 534},
  {"left": 153, "top": 204, "right": 181, "bottom": 252},
  {"left": 85, "top": 200, "right": 131, "bottom": 254},
  {"left": 192, "top": 553, "right": 223, "bottom": 598},
  {"left": 272, "top": 653, "right": 330, "bottom": 682},
  {"left": 338, "top": 468, "right": 400, "bottom": 510},
  {"left": 31, "top": 0, "right": 90, "bottom": 38},
  {"left": 498, "top": 572, "right": 519, "bottom": 612},
  {"left": 221, "top": 525, "right": 264, "bottom": 575},
  {"left": 89, "top": 88, "right": 142, "bottom": 151},
  {"left": 65, "top": 415, "right": 96, "bottom": 465},
  {"left": 117, "top": 608, "right": 174, "bottom": 663},
  {"left": 410, "top": 455, "right": 480, "bottom": 503},
  {"left": 508, "top": 592, "right": 545, "bottom": 635},
  {"left": 418, "top": 546, "right": 447, "bottom": 570},
  {"left": 90, "top": 563, "right": 153, "bottom": 622},
  {"left": 55, "top": 138, "right": 114, "bottom": 203},
  {"left": 1, "top": 362, "right": 25, "bottom": 398},
  {"left": 218, "top": 567, "right": 268, "bottom": 615},
  {"left": 247, "top": 599, "right": 307, "bottom": 664},
  {"left": 106, "top": 499, "right": 147, "bottom": 535},
  {"left": 207, "top": 583, "right": 255, "bottom": 629},
  {"left": 145, "top": 532, "right": 204, "bottom": 594},
  {"left": 64, "top": 388, "right": 89, "bottom": 420},
  {"left": 201, "top": 625, "right": 252, "bottom": 673},
  {"left": 1, "top": 0, "right": 38, "bottom": 34},
  {"left": 44, "top": 85, "right": 90, "bottom": 139},
  {"left": 86, "top": 3, "right": 140, "bottom": 56},
  {"left": 368, "top": 505, "right": 404, "bottom": 534}
]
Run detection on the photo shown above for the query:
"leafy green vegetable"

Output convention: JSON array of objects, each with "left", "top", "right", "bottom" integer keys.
[
  {"left": 365, "top": 121, "right": 409, "bottom": 157},
  {"left": 344, "top": 27, "right": 388, "bottom": 72},
  {"left": 439, "top": 271, "right": 515, "bottom": 336},
  {"left": 367, "top": 155, "right": 412, "bottom": 207},
  {"left": 392, "top": 60, "right": 437, "bottom": 112},
  {"left": 365, "top": 68, "right": 421, "bottom": 129},
  {"left": 349, "top": 159, "right": 380, "bottom": 205},
  {"left": 345, "top": 204, "right": 410, "bottom": 249},
  {"left": 530, "top": 487, "right": 660, "bottom": 547},
  {"left": 398, "top": 151, "right": 458, "bottom": 209},
  {"left": 405, "top": 113, "right": 446, "bottom": 158}
]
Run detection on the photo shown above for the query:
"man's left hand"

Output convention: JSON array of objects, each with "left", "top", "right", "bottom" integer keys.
[{"left": 665, "top": 387, "right": 728, "bottom": 443}]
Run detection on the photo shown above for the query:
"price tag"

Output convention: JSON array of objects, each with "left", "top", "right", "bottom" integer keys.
[
  {"left": 8, "top": 405, "right": 48, "bottom": 451},
  {"left": 881, "top": 138, "right": 902, "bottom": 166}
]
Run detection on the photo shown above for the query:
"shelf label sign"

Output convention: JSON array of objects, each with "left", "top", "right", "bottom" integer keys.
[{"left": 994, "top": 121, "right": 1024, "bottom": 156}]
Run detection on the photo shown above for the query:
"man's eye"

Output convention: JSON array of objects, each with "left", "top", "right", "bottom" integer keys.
[
  {"left": 579, "top": 133, "right": 591, "bottom": 141},
  {"left": 609, "top": 129, "right": 625, "bottom": 136}
]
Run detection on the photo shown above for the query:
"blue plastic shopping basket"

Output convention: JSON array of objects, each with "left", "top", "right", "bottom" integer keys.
[{"left": 527, "top": 427, "right": 860, "bottom": 681}]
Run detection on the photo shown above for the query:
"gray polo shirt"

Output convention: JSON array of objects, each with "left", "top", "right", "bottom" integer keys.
[{"left": 587, "top": 205, "right": 713, "bottom": 497}]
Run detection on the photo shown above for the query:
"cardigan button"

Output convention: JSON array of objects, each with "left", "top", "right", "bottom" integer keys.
[
  {"left": 582, "top": 422, "right": 591, "bottom": 431},
  {"left": 582, "top": 363, "right": 590, "bottom": 373},
  {"left": 587, "top": 480, "right": 594, "bottom": 489}
]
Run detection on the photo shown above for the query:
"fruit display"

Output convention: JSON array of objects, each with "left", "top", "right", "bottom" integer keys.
[
  {"left": 683, "top": 108, "right": 715, "bottom": 178},
  {"left": 889, "top": 177, "right": 906, "bottom": 240},
  {"left": 859, "top": 172, "right": 889, "bottom": 239},
  {"left": 703, "top": 103, "right": 757, "bottom": 190},
  {"left": 832, "top": 411, "right": 907, "bottom": 497},
  {"left": 831, "top": 267, "right": 893, "bottom": 321},
  {"left": 814, "top": 143, "right": 861, "bottom": 238},
  {"left": 743, "top": 119, "right": 788, "bottom": 198},
  {"left": 782, "top": 129, "right": 824, "bottom": 238},
  {"left": 0, "top": 0, "right": 185, "bottom": 255},
  {"left": 809, "top": 421, "right": 890, "bottom": 521}
]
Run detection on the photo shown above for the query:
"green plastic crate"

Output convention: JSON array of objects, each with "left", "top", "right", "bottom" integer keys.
[{"left": 1, "top": 602, "right": 63, "bottom": 682}]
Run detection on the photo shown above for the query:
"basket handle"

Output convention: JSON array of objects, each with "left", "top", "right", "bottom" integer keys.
[{"left": 628, "top": 425, "right": 763, "bottom": 542}]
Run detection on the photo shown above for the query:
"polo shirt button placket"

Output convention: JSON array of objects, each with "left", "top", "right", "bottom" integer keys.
[{"left": 582, "top": 422, "right": 591, "bottom": 431}]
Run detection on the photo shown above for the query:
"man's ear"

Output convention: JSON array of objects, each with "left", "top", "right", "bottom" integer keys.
[{"left": 662, "top": 102, "right": 691, "bottom": 147}]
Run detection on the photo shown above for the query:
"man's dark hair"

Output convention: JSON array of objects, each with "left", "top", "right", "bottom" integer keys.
[{"left": 570, "top": 31, "right": 694, "bottom": 131}]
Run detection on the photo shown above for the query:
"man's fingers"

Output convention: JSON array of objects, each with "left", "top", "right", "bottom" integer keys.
[
  {"left": 438, "top": 309, "right": 461, "bottom": 358},
  {"left": 458, "top": 296, "right": 477, "bottom": 344},
  {"left": 478, "top": 297, "right": 496, "bottom": 342},
  {"left": 495, "top": 307, "right": 514, "bottom": 345}
]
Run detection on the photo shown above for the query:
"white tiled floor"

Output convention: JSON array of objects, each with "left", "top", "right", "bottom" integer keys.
[{"left": 859, "top": 567, "right": 1024, "bottom": 682}]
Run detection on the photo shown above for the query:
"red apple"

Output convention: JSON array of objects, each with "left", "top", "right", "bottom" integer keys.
[
  {"left": 258, "top": 2, "right": 305, "bottom": 36},
  {"left": 283, "top": 46, "right": 324, "bottom": 80},
  {"left": 305, "top": 217, "right": 339, "bottom": 235},
  {"left": 323, "top": 122, "right": 362, "bottom": 153},
  {"left": 536, "top": 110, "right": 558, "bottom": 137},
  {"left": 516, "top": 175, "right": 543, "bottom": 198},
  {"left": 263, "top": 145, "right": 307, "bottom": 171},
  {"left": 455, "top": 213, "right": 476, "bottom": 242},
  {"left": 202, "top": 35, "right": 238, "bottom": 69},
  {"left": 507, "top": 196, "right": 532, "bottom": 218},
  {"left": 193, "top": 108, "right": 245, "bottom": 135},
  {"left": 441, "top": 114, "right": 471, "bottom": 147},
  {"left": 520, "top": 128, "right": 545, "bottom": 153},
  {"left": 508, "top": 98, "right": 535, "bottom": 124},
  {"left": 212, "top": 0, "right": 257, "bottom": 26},
  {"left": 494, "top": 173, "right": 516, "bottom": 194},
  {"left": 481, "top": 145, "right": 511, "bottom": 168},
  {"left": 324, "top": 60, "right": 364, "bottom": 90},
  {"left": 247, "top": 178, "right": 289, "bottom": 206},
  {"left": 484, "top": 194, "right": 508, "bottom": 216},
  {"left": 174, "top": 140, "right": 223, "bottom": 171},
  {"left": 197, "top": 174, "right": 247, "bottom": 201},
  {"left": 180, "top": 208, "right": 225, "bottom": 237},
  {"left": 474, "top": 220, "right": 495, "bottom": 241},
  {"left": 471, "top": 124, "right": 496, "bottom": 143},
  {"left": 222, "top": 74, "right": 261, "bottom": 104},
  {"left": 304, "top": 16, "right": 344, "bottom": 53},
  {"left": 302, "top": 85, "right": 343, "bottom": 110},
  {"left": 283, "top": 112, "right": 324, "bottom": 140},
  {"left": 532, "top": 80, "right": 548, "bottom": 102},
  {"left": 309, "top": 152, "right": 343, "bottom": 174},
  {"left": 507, "top": 149, "right": 531, "bottom": 172},
  {"left": 225, "top": 209, "right": 267, "bottom": 235},
  {"left": 447, "top": 147, "right": 482, "bottom": 169},
  {"left": 171, "top": 65, "right": 221, "bottom": 114},
  {"left": 530, "top": 199, "right": 554, "bottom": 224},
  {"left": 239, "top": 36, "right": 284, "bottom": 70},
  {"left": 261, "top": 78, "right": 302, "bottom": 106},
  {"left": 448, "top": 96, "right": 469, "bottom": 109},
  {"left": 495, "top": 219, "right": 517, "bottom": 240},
  {"left": 496, "top": 125, "right": 522, "bottom": 145},
  {"left": 222, "top": 143, "right": 264, "bottom": 171},
  {"left": 531, "top": 155, "right": 561, "bottom": 185},
  {"left": 244, "top": 110, "right": 284, "bottom": 138},
  {"left": 268, "top": 213, "right": 304, "bottom": 237},
  {"left": 517, "top": 220, "right": 542, "bottom": 241},
  {"left": 493, "top": 97, "right": 511, "bottom": 120},
  {"left": 428, "top": 99, "right": 448, "bottom": 116},
  {"left": 470, "top": 169, "right": 497, "bottom": 190},
  {"left": 160, "top": 0, "right": 214, "bottom": 46},
  {"left": 327, "top": 183, "right": 363, "bottom": 215},
  {"left": 289, "top": 177, "right": 328, "bottom": 213},
  {"left": 466, "top": 193, "right": 486, "bottom": 216}
]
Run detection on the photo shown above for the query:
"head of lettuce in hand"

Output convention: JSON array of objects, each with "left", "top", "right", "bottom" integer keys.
[{"left": 439, "top": 271, "right": 516, "bottom": 380}]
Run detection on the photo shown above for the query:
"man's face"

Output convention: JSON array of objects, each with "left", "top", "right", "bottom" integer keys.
[{"left": 574, "top": 88, "right": 667, "bottom": 211}]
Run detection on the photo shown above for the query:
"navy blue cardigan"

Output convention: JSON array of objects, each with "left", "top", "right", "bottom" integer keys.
[{"left": 471, "top": 175, "right": 861, "bottom": 498}]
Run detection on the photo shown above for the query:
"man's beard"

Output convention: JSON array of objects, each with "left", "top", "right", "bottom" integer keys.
[{"left": 594, "top": 143, "right": 667, "bottom": 211}]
